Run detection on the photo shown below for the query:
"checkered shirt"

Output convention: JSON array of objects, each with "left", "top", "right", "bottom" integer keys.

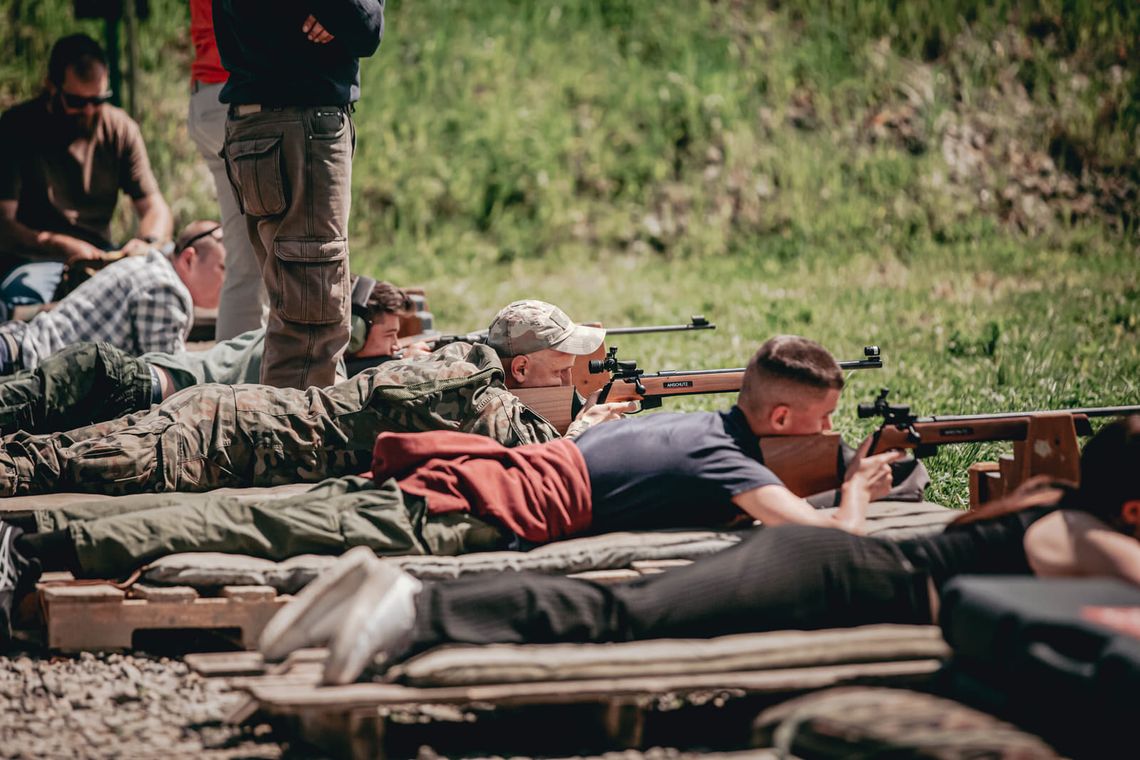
[{"left": 1, "top": 250, "right": 193, "bottom": 370}]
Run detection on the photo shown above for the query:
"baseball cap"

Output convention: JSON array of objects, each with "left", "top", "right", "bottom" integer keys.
[{"left": 486, "top": 300, "right": 605, "bottom": 356}]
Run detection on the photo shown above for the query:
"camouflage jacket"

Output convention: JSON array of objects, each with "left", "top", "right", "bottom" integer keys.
[{"left": 234, "top": 341, "right": 564, "bottom": 485}]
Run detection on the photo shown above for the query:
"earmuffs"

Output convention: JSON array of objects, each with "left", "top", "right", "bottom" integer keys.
[{"left": 348, "top": 275, "right": 377, "bottom": 354}]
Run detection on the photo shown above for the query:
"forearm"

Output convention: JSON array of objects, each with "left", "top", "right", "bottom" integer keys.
[
  {"left": 832, "top": 481, "right": 871, "bottom": 533},
  {"left": 134, "top": 197, "right": 172, "bottom": 243},
  {"left": 0, "top": 217, "right": 70, "bottom": 262},
  {"left": 318, "top": 0, "right": 385, "bottom": 56}
]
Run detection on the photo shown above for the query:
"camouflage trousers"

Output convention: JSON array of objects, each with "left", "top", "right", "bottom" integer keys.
[
  {"left": 0, "top": 342, "right": 559, "bottom": 498},
  {"left": 33, "top": 476, "right": 508, "bottom": 578},
  {"left": 0, "top": 342, "right": 152, "bottom": 436}
]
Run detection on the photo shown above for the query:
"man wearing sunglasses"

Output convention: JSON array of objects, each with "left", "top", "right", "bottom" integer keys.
[
  {"left": 0, "top": 220, "right": 225, "bottom": 377},
  {"left": 0, "top": 34, "right": 172, "bottom": 309}
]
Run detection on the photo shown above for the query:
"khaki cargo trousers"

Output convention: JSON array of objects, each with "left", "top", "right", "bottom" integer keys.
[{"left": 224, "top": 104, "right": 355, "bottom": 390}]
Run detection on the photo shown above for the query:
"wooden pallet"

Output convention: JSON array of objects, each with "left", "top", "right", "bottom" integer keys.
[
  {"left": 32, "top": 559, "right": 690, "bottom": 653},
  {"left": 38, "top": 580, "right": 290, "bottom": 652},
  {"left": 199, "top": 627, "right": 946, "bottom": 759}
]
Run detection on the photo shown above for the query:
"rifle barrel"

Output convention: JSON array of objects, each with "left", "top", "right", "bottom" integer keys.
[
  {"left": 639, "top": 355, "right": 879, "bottom": 380},
  {"left": 606, "top": 321, "right": 715, "bottom": 335}
]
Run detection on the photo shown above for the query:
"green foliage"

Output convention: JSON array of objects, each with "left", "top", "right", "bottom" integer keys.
[{"left": 3, "top": 0, "right": 1138, "bottom": 508}]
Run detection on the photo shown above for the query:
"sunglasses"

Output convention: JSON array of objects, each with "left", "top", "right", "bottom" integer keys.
[
  {"left": 175, "top": 224, "right": 223, "bottom": 254},
  {"left": 59, "top": 91, "right": 114, "bottom": 109}
]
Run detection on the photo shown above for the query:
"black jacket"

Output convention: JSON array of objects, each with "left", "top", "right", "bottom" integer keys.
[{"left": 214, "top": 0, "right": 384, "bottom": 105}]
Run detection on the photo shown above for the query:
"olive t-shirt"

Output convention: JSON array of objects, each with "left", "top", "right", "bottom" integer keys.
[
  {"left": 573, "top": 406, "right": 783, "bottom": 532},
  {"left": 0, "top": 96, "right": 159, "bottom": 271}
]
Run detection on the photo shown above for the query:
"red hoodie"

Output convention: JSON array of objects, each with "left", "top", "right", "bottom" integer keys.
[{"left": 372, "top": 431, "right": 592, "bottom": 543}]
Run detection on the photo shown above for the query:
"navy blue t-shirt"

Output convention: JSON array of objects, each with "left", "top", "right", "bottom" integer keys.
[{"left": 573, "top": 406, "right": 783, "bottom": 533}]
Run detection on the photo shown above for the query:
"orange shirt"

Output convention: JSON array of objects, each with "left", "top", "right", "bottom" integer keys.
[{"left": 190, "top": 0, "right": 228, "bottom": 85}]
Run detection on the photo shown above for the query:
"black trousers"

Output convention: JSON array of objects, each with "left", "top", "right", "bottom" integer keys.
[{"left": 406, "top": 525, "right": 933, "bottom": 658}]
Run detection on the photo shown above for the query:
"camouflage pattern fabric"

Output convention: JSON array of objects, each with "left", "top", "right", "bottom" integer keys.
[
  {"left": 33, "top": 475, "right": 508, "bottom": 579},
  {"left": 0, "top": 342, "right": 151, "bottom": 436},
  {"left": 486, "top": 299, "right": 604, "bottom": 356},
  {"left": 0, "top": 342, "right": 560, "bottom": 497},
  {"left": 751, "top": 686, "right": 1060, "bottom": 758}
]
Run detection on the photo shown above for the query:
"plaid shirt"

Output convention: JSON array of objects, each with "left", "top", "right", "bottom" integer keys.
[{"left": 1, "top": 250, "right": 193, "bottom": 370}]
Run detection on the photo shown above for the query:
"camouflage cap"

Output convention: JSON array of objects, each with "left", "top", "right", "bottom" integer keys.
[{"left": 486, "top": 300, "right": 605, "bottom": 357}]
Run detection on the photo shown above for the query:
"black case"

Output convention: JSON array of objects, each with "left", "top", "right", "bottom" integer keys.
[{"left": 939, "top": 576, "right": 1140, "bottom": 757}]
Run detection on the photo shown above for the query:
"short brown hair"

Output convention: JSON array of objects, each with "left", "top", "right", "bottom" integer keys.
[
  {"left": 366, "top": 281, "right": 413, "bottom": 320},
  {"left": 738, "top": 335, "right": 844, "bottom": 412},
  {"left": 48, "top": 34, "right": 107, "bottom": 87}
]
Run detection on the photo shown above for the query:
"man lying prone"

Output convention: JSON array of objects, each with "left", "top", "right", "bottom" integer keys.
[{"left": 0, "top": 278, "right": 418, "bottom": 436}]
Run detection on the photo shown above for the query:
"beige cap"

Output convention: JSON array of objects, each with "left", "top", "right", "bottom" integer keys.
[{"left": 486, "top": 300, "right": 605, "bottom": 357}]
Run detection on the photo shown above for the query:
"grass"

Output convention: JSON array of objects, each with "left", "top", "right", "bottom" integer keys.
[{"left": 2, "top": 0, "right": 1138, "bottom": 508}]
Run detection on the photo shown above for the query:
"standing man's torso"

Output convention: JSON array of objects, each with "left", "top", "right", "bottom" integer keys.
[{"left": 212, "top": 0, "right": 385, "bottom": 106}]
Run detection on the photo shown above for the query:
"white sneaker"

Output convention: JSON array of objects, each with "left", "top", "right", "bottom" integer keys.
[
  {"left": 258, "top": 546, "right": 380, "bottom": 661},
  {"left": 322, "top": 562, "right": 422, "bottom": 685}
]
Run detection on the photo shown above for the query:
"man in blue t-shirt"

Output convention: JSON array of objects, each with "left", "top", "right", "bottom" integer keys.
[{"left": 572, "top": 334, "right": 903, "bottom": 535}]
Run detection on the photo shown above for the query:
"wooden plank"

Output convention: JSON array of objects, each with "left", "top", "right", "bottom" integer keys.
[
  {"left": 130, "top": 584, "right": 198, "bottom": 602},
  {"left": 41, "top": 584, "right": 125, "bottom": 602},
  {"left": 186, "top": 651, "right": 266, "bottom": 677},
  {"left": 42, "top": 586, "right": 291, "bottom": 652},
  {"left": 222, "top": 585, "right": 278, "bottom": 601},
  {"left": 246, "top": 659, "right": 944, "bottom": 715}
]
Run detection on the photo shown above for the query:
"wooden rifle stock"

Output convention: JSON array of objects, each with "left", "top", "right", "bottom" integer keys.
[{"left": 866, "top": 406, "right": 1140, "bottom": 456}]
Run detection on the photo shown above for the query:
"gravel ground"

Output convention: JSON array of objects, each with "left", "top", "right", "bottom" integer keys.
[
  {"left": 0, "top": 648, "right": 288, "bottom": 759},
  {"left": 0, "top": 650, "right": 771, "bottom": 759}
]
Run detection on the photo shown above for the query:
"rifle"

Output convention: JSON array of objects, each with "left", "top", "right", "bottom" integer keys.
[
  {"left": 856, "top": 388, "right": 1140, "bottom": 506},
  {"left": 512, "top": 345, "right": 883, "bottom": 436}
]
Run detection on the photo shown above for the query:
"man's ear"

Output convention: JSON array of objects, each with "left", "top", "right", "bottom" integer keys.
[
  {"left": 508, "top": 354, "right": 528, "bottom": 385},
  {"left": 768, "top": 403, "right": 791, "bottom": 431},
  {"left": 1120, "top": 499, "right": 1140, "bottom": 526}
]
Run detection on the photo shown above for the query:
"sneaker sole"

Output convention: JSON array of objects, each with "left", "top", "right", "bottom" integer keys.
[
  {"left": 323, "top": 564, "right": 421, "bottom": 685},
  {"left": 259, "top": 545, "right": 380, "bottom": 661}
]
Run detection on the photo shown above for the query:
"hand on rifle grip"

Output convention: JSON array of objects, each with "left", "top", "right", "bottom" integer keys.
[
  {"left": 846, "top": 435, "right": 907, "bottom": 501},
  {"left": 574, "top": 389, "right": 639, "bottom": 428}
]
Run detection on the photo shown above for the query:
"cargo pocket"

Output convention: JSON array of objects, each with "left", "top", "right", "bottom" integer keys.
[
  {"left": 225, "top": 135, "right": 288, "bottom": 217},
  {"left": 273, "top": 238, "right": 349, "bottom": 324}
]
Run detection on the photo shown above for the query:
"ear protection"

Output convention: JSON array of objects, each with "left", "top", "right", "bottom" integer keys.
[{"left": 348, "top": 275, "right": 377, "bottom": 354}]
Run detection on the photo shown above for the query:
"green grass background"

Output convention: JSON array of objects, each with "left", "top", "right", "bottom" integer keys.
[{"left": 2, "top": 0, "right": 1137, "bottom": 508}]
